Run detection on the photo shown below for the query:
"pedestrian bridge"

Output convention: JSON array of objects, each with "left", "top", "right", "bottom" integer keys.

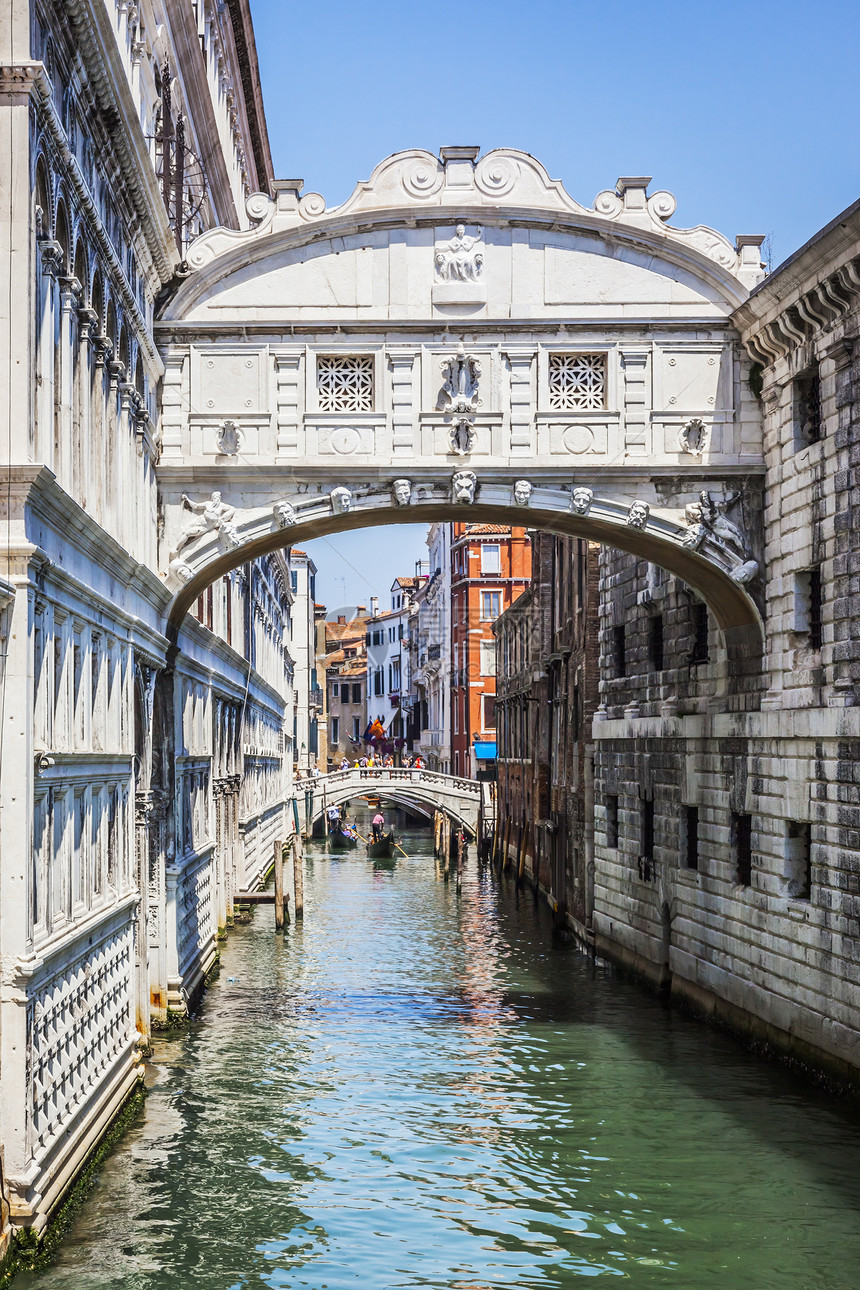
[{"left": 295, "top": 767, "right": 483, "bottom": 836}]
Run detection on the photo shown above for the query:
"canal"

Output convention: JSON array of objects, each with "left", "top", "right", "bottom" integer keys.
[{"left": 21, "top": 826, "right": 860, "bottom": 1289}]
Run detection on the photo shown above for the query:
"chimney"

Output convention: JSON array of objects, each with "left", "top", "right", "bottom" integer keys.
[
  {"left": 356, "top": 603, "right": 367, "bottom": 613},
  {"left": 337, "top": 615, "right": 346, "bottom": 625},
  {"left": 370, "top": 596, "right": 379, "bottom": 617}
]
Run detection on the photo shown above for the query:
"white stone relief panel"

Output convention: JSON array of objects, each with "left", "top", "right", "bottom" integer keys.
[
  {"left": 190, "top": 237, "right": 376, "bottom": 318},
  {"left": 535, "top": 415, "right": 618, "bottom": 458},
  {"left": 316, "top": 424, "right": 377, "bottom": 455},
  {"left": 654, "top": 345, "right": 729, "bottom": 412},
  {"left": 190, "top": 348, "right": 269, "bottom": 416},
  {"left": 192, "top": 422, "right": 262, "bottom": 456}
]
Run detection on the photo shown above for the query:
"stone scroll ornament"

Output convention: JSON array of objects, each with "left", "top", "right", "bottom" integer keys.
[
  {"left": 441, "top": 342, "right": 482, "bottom": 456},
  {"left": 682, "top": 490, "right": 759, "bottom": 583},
  {"left": 392, "top": 479, "right": 413, "bottom": 506},
  {"left": 451, "top": 470, "right": 477, "bottom": 504},
  {"left": 330, "top": 486, "right": 353, "bottom": 514}
]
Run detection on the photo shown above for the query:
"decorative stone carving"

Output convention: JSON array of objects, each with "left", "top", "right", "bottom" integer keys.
[
  {"left": 273, "top": 500, "right": 297, "bottom": 528},
  {"left": 682, "top": 490, "right": 759, "bottom": 581},
  {"left": 392, "top": 478, "right": 413, "bottom": 506},
  {"left": 570, "top": 486, "right": 594, "bottom": 515},
  {"left": 168, "top": 557, "right": 195, "bottom": 585},
  {"left": 435, "top": 225, "right": 484, "bottom": 282},
  {"left": 217, "top": 419, "right": 242, "bottom": 455},
  {"left": 441, "top": 342, "right": 482, "bottom": 456},
  {"left": 513, "top": 479, "right": 533, "bottom": 507},
  {"left": 451, "top": 470, "right": 477, "bottom": 505},
  {"left": 730, "top": 559, "right": 760, "bottom": 584},
  {"left": 626, "top": 500, "right": 650, "bottom": 528},
  {"left": 330, "top": 485, "right": 352, "bottom": 514},
  {"left": 175, "top": 491, "right": 238, "bottom": 556},
  {"left": 679, "top": 417, "right": 708, "bottom": 455}
]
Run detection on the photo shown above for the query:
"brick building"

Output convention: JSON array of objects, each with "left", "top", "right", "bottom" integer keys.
[
  {"left": 450, "top": 524, "right": 531, "bottom": 779},
  {"left": 325, "top": 612, "right": 368, "bottom": 767},
  {"left": 495, "top": 535, "right": 600, "bottom": 927}
]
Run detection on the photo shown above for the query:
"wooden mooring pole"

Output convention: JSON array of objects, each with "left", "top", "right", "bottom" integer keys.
[
  {"left": 274, "top": 837, "right": 285, "bottom": 931},
  {"left": 292, "top": 832, "right": 304, "bottom": 920}
]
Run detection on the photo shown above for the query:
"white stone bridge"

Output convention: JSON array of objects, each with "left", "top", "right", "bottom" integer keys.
[{"left": 295, "top": 766, "right": 484, "bottom": 836}]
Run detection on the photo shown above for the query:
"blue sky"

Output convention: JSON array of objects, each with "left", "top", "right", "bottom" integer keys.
[{"left": 251, "top": 0, "right": 860, "bottom": 605}]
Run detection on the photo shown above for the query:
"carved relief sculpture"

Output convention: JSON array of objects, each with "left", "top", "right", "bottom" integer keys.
[
  {"left": 626, "top": 499, "right": 650, "bottom": 529},
  {"left": 679, "top": 417, "right": 708, "bottom": 455},
  {"left": 451, "top": 470, "right": 477, "bottom": 505},
  {"left": 570, "top": 486, "right": 594, "bottom": 515},
  {"left": 273, "top": 500, "right": 297, "bottom": 528},
  {"left": 330, "top": 485, "right": 353, "bottom": 514},
  {"left": 683, "top": 490, "right": 759, "bottom": 582},
  {"left": 441, "top": 342, "right": 482, "bottom": 455},
  {"left": 513, "top": 479, "right": 533, "bottom": 506},
  {"left": 176, "top": 491, "right": 238, "bottom": 555},
  {"left": 435, "top": 225, "right": 484, "bottom": 282},
  {"left": 392, "top": 478, "right": 413, "bottom": 506},
  {"left": 217, "top": 419, "right": 242, "bottom": 455}
]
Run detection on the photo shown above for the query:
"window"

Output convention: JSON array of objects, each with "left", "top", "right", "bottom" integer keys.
[
  {"left": 684, "top": 806, "right": 699, "bottom": 871},
  {"left": 332, "top": 682, "right": 339, "bottom": 699},
  {"left": 732, "top": 811, "right": 753, "bottom": 886},
  {"left": 605, "top": 794, "right": 619, "bottom": 849},
  {"left": 794, "top": 567, "right": 823, "bottom": 649},
  {"left": 691, "top": 602, "right": 709, "bottom": 664},
  {"left": 398, "top": 623, "right": 404, "bottom": 640},
  {"left": 317, "top": 354, "right": 374, "bottom": 411},
  {"left": 352, "top": 716, "right": 360, "bottom": 741},
  {"left": 352, "top": 683, "right": 361, "bottom": 704},
  {"left": 785, "top": 821, "right": 812, "bottom": 900},
  {"left": 793, "top": 365, "right": 821, "bottom": 449},
  {"left": 548, "top": 352, "right": 606, "bottom": 410},
  {"left": 649, "top": 614, "right": 664, "bottom": 672},
  {"left": 481, "top": 544, "right": 501, "bottom": 574},
  {"left": 290, "top": 571, "right": 298, "bottom": 592},
  {"left": 480, "top": 640, "right": 496, "bottom": 676},
  {"left": 482, "top": 693, "right": 496, "bottom": 730},
  {"left": 373, "top": 668, "right": 383, "bottom": 697},
  {"left": 331, "top": 716, "right": 339, "bottom": 745},
  {"left": 639, "top": 798, "right": 655, "bottom": 881},
  {"left": 612, "top": 624, "right": 626, "bottom": 677},
  {"left": 480, "top": 591, "right": 501, "bottom": 620}
]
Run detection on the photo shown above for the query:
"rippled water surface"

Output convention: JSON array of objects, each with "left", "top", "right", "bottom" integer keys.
[{"left": 25, "top": 828, "right": 860, "bottom": 1288}]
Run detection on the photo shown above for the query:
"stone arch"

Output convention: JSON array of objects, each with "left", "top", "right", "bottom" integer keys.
[
  {"left": 90, "top": 270, "right": 104, "bottom": 332},
  {"left": 163, "top": 487, "right": 763, "bottom": 687},
  {"left": 309, "top": 780, "right": 476, "bottom": 836},
  {"left": 105, "top": 298, "right": 117, "bottom": 350},
  {"left": 134, "top": 350, "right": 145, "bottom": 397},
  {"left": 73, "top": 236, "right": 87, "bottom": 299},
  {"left": 54, "top": 197, "right": 71, "bottom": 274},
  {"left": 33, "top": 153, "right": 51, "bottom": 239}
]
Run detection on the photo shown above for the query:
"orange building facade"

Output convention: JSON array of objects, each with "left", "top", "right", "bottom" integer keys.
[{"left": 450, "top": 524, "right": 532, "bottom": 779}]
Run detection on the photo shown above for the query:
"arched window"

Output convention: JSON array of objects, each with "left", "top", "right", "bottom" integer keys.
[
  {"left": 34, "top": 155, "right": 50, "bottom": 240},
  {"left": 54, "top": 199, "right": 71, "bottom": 275}
]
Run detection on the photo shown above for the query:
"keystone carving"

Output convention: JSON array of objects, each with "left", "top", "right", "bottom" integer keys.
[
  {"left": 273, "top": 500, "right": 297, "bottom": 527},
  {"left": 570, "top": 486, "right": 594, "bottom": 516},
  {"left": 451, "top": 470, "right": 477, "bottom": 505},
  {"left": 330, "top": 486, "right": 353, "bottom": 514},
  {"left": 392, "top": 478, "right": 413, "bottom": 506},
  {"left": 514, "top": 479, "right": 533, "bottom": 506}
]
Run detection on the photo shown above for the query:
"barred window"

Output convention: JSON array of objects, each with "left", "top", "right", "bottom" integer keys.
[
  {"left": 317, "top": 355, "right": 374, "bottom": 411},
  {"left": 548, "top": 353, "right": 606, "bottom": 410}
]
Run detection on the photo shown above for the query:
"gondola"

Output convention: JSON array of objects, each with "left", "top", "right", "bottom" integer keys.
[
  {"left": 328, "top": 826, "right": 358, "bottom": 851},
  {"left": 366, "top": 829, "right": 395, "bottom": 858}
]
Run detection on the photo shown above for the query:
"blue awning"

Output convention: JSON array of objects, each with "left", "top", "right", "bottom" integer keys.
[{"left": 473, "top": 741, "right": 497, "bottom": 760}]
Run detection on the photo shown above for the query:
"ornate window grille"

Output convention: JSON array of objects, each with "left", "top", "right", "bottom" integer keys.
[
  {"left": 548, "top": 353, "right": 606, "bottom": 410},
  {"left": 317, "top": 355, "right": 374, "bottom": 412}
]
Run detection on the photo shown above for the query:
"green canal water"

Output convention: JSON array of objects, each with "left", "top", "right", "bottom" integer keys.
[{"left": 22, "top": 827, "right": 860, "bottom": 1288}]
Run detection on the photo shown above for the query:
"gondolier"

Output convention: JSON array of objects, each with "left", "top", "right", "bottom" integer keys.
[{"left": 371, "top": 811, "right": 385, "bottom": 841}]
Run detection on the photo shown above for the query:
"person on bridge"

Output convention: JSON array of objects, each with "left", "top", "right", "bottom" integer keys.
[
  {"left": 414, "top": 755, "right": 424, "bottom": 770},
  {"left": 372, "top": 811, "right": 385, "bottom": 841},
  {"left": 340, "top": 758, "right": 349, "bottom": 770}
]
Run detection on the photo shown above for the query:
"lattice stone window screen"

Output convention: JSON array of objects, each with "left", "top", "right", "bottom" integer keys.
[
  {"left": 548, "top": 353, "right": 606, "bottom": 410},
  {"left": 317, "top": 355, "right": 374, "bottom": 412}
]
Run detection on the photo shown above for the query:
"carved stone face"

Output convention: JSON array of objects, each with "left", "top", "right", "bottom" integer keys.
[
  {"left": 456, "top": 223, "right": 465, "bottom": 237},
  {"left": 452, "top": 470, "right": 477, "bottom": 504},
  {"left": 392, "top": 478, "right": 413, "bottom": 506},
  {"left": 570, "top": 486, "right": 593, "bottom": 515},
  {"left": 514, "top": 479, "right": 533, "bottom": 506},
  {"left": 627, "top": 500, "right": 650, "bottom": 529},
  {"left": 330, "top": 486, "right": 352, "bottom": 514},
  {"left": 211, "top": 491, "right": 222, "bottom": 505},
  {"left": 274, "top": 500, "right": 296, "bottom": 528}
]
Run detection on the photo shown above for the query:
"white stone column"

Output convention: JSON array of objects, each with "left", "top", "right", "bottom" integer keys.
[
  {"left": 620, "top": 348, "right": 650, "bottom": 457},
  {"left": 389, "top": 350, "right": 417, "bottom": 458},
  {"left": 274, "top": 351, "right": 302, "bottom": 457},
  {"left": 159, "top": 351, "right": 186, "bottom": 461},
  {"left": 58, "top": 277, "right": 81, "bottom": 493}
]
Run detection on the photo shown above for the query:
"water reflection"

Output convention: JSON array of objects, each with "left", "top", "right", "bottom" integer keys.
[{"left": 20, "top": 826, "right": 860, "bottom": 1290}]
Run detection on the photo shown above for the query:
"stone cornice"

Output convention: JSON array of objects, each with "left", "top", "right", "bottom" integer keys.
[
  {"left": 224, "top": 0, "right": 274, "bottom": 195},
  {"left": 42, "top": 0, "right": 179, "bottom": 283},
  {"left": 11, "top": 61, "right": 165, "bottom": 375}
]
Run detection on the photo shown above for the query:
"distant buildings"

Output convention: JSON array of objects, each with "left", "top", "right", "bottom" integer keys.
[
  {"left": 411, "top": 524, "right": 453, "bottom": 773},
  {"left": 366, "top": 577, "right": 426, "bottom": 759},
  {"left": 325, "top": 610, "right": 369, "bottom": 766},
  {"left": 288, "top": 550, "right": 322, "bottom": 776}
]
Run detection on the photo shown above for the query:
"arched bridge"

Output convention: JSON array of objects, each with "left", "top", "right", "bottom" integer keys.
[{"left": 295, "top": 767, "right": 484, "bottom": 836}]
